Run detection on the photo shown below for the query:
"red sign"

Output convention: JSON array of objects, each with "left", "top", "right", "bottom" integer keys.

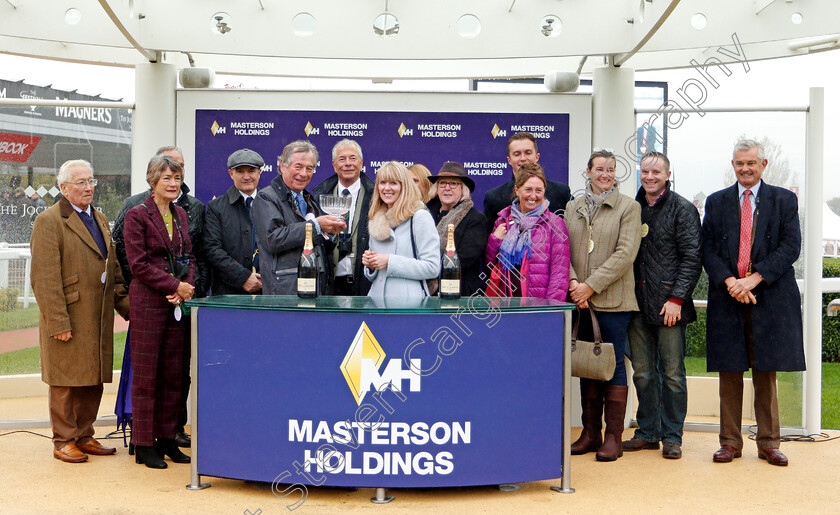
[{"left": 0, "top": 132, "right": 41, "bottom": 163}]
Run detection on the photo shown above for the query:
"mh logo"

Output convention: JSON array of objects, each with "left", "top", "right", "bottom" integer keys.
[
  {"left": 304, "top": 122, "right": 320, "bottom": 136},
  {"left": 340, "top": 322, "right": 420, "bottom": 405},
  {"left": 211, "top": 121, "right": 226, "bottom": 135},
  {"left": 398, "top": 123, "right": 413, "bottom": 138},
  {"left": 491, "top": 124, "right": 507, "bottom": 139}
]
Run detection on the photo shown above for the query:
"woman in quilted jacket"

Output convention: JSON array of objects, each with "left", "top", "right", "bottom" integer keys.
[{"left": 484, "top": 163, "right": 570, "bottom": 302}]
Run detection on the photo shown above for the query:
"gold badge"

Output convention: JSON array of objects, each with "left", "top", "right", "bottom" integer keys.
[
  {"left": 641, "top": 223, "right": 649, "bottom": 237},
  {"left": 588, "top": 239, "right": 595, "bottom": 253}
]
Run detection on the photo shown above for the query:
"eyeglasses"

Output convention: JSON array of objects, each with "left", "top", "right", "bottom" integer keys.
[
  {"left": 733, "top": 161, "right": 760, "bottom": 167},
  {"left": 70, "top": 179, "right": 98, "bottom": 187},
  {"left": 437, "top": 180, "right": 462, "bottom": 189}
]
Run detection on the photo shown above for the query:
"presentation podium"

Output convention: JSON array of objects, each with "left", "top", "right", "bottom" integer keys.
[{"left": 185, "top": 295, "right": 575, "bottom": 499}]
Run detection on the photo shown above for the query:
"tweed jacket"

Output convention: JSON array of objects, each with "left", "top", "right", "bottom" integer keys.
[
  {"left": 124, "top": 195, "right": 196, "bottom": 301},
  {"left": 564, "top": 189, "right": 641, "bottom": 312},
  {"left": 113, "top": 184, "right": 209, "bottom": 297},
  {"left": 30, "top": 197, "right": 130, "bottom": 386}
]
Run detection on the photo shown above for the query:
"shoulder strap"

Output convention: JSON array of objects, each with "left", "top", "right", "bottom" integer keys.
[{"left": 408, "top": 215, "right": 429, "bottom": 297}]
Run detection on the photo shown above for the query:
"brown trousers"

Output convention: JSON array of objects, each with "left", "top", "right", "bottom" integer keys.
[
  {"left": 718, "top": 306, "right": 780, "bottom": 451},
  {"left": 48, "top": 384, "right": 104, "bottom": 450}
]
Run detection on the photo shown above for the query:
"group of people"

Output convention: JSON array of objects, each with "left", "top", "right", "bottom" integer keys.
[{"left": 30, "top": 131, "right": 804, "bottom": 472}]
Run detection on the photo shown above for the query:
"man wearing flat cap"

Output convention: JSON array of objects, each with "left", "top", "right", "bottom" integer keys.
[
  {"left": 427, "top": 162, "right": 488, "bottom": 296},
  {"left": 205, "top": 148, "right": 266, "bottom": 295}
]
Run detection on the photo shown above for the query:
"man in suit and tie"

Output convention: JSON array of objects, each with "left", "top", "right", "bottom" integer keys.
[
  {"left": 205, "top": 148, "right": 265, "bottom": 295},
  {"left": 701, "top": 138, "right": 805, "bottom": 466},
  {"left": 30, "top": 159, "right": 130, "bottom": 463},
  {"left": 312, "top": 139, "right": 375, "bottom": 295},
  {"left": 483, "top": 131, "right": 572, "bottom": 233}
]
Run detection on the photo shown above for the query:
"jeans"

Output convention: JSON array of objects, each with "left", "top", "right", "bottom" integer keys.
[
  {"left": 627, "top": 313, "right": 688, "bottom": 445},
  {"left": 574, "top": 310, "right": 632, "bottom": 386}
]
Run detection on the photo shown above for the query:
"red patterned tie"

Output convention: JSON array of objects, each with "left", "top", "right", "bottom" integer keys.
[{"left": 737, "top": 190, "right": 752, "bottom": 278}]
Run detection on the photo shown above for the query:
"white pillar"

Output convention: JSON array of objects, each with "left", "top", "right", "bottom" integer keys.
[
  {"left": 132, "top": 62, "right": 177, "bottom": 195},
  {"left": 592, "top": 65, "right": 636, "bottom": 197},
  {"left": 803, "top": 87, "right": 824, "bottom": 435}
]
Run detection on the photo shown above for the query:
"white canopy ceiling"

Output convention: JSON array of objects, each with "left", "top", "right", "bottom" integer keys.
[{"left": 1, "top": 0, "right": 839, "bottom": 79}]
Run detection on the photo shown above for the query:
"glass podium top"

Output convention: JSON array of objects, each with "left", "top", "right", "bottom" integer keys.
[{"left": 186, "top": 295, "right": 575, "bottom": 314}]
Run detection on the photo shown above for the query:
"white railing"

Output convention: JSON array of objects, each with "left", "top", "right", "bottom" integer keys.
[{"left": 0, "top": 243, "right": 34, "bottom": 308}]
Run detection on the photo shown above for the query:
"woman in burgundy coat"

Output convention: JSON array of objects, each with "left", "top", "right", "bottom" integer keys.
[{"left": 124, "top": 154, "right": 195, "bottom": 469}]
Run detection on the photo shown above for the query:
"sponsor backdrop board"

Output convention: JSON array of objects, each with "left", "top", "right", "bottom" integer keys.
[
  {"left": 178, "top": 90, "right": 592, "bottom": 209},
  {"left": 194, "top": 109, "right": 568, "bottom": 212},
  {"left": 195, "top": 301, "right": 566, "bottom": 487}
]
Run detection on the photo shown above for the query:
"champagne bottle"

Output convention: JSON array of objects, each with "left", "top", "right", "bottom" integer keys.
[
  {"left": 297, "top": 223, "right": 318, "bottom": 298},
  {"left": 440, "top": 223, "right": 461, "bottom": 300}
]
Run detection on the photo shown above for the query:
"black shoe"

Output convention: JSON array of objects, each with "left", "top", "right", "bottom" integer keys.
[
  {"left": 135, "top": 445, "right": 167, "bottom": 469},
  {"left": 662, "top": 442, "right": 682, "bottom": 459},
  {"left": 174, "top": 430, "right": 191, "bottom": 448},
  {"left": 158, "top": 439, "right": 191, "bottom": 463},
  {"left": 622, "top": 437, "right": 660, "bottom": 452}
]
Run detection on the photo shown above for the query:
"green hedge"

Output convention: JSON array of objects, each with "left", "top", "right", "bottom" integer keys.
[{"left": 685, "top": 263, "right": 840, "bottom": 362}]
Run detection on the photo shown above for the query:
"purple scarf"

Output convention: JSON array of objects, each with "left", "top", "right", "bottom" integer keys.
[{"left": 498, "top": 199, "right": 549, "bottom": 270}]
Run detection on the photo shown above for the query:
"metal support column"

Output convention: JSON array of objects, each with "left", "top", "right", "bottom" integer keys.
[
  {"left": 592, "top": 63, "right": 637, "bottom": 197},
  {"left": 132, "top": 62, "right": 177, "bottom": 195},
  {"left": 187, "top": 307, "right": 210, "bottom": 490}
]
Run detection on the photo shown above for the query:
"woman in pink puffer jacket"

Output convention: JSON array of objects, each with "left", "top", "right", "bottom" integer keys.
[{"left": 484, "top": 163, "right": 570, "bottom": 302}]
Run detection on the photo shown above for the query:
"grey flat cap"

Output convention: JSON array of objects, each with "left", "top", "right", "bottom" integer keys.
[{"left": 227, "top": 148, "right": 265, "bottom": 169}]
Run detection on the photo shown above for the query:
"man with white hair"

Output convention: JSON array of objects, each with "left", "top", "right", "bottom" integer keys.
[{"left": 30, "top": 159, "right": 130, "bottom": 463}]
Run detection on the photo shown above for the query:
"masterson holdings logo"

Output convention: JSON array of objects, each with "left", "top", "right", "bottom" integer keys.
[
  {"left": 210, "top": 121, "right": 226, "bottom": 135},
  {"left": 397, "top": 123, "right": 413, "bottom": 138},
  {"left": 491, "top": 124, "right": 507, "bottom": 139},
  {"left": 340, "top": 322, "right": 420, "bottom": 405},
  {"left": 304, "top": 122, "right": 320, "bottom": 136}
]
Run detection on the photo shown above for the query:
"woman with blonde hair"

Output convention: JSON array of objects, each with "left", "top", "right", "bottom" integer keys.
[
  {"left": 363, "top": 161, "right": 440, "bottom": 298},
  {"left": 408, "top": 163, "right": 434, "bottom": 202}
]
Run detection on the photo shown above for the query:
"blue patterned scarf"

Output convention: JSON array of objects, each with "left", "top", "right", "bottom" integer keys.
[{"left": 498, "top": 199, "right": 549, "bottom": 270}]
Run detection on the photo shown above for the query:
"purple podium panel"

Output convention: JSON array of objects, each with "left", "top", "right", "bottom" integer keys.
[{"left": 193, "top": 296, "right": 567, "bottom": 488}]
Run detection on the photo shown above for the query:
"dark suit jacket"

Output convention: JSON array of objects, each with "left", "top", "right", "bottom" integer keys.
[
  {"left": 205, "top": 186, "right": 259, "bottom": 295},
  {"left": 483, "top": 178, "right": 572, "bottom": 234},
  {"left": 312, "top": 173, "right": 374, "bottom": 295},
  {"left": 701, "top": 180, "right": 805, "bottom": 372}
]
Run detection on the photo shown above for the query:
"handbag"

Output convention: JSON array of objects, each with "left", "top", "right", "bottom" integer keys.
[{"left": 571, "top": 308, "right": 616, "bottom": 381}]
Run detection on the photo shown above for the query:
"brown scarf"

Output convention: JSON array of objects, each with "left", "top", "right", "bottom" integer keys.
[
  {"left": 368, "top": 200, "right": 427, "bottom": 241},
  {"left": 435, "top": 199, "right": 474, "bottom": 255}
]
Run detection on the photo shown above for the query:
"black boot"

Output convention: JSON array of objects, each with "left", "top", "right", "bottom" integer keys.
[
  {"left": 135, "top": 445, "right": 167, "bottom": 469},
  {"left": 571, "top": 379, "right": 604, "bottom": 455},
  {"left": 174, "top": 428, "right": 191, "bottom": 448},
  {"left": 596, "top": 385, "right": 628, "bottom": 462},
  {"left": 158, "top": 439, "right": 191, "bottom": 463}
]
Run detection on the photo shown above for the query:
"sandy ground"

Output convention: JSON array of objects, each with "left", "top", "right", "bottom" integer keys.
[{"left": 1, "top": 408, "right": 839, "bottom": 514}]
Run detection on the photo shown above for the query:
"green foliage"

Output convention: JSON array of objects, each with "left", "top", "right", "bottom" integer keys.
[
  {"left": 0, "top": 288, "right": 20, "bottom": 312},
  {"left": 823, "top": 262, "right": 840, "bottom": 363},
  {"left": 685, "top": 309, "right": 706, "bottom": 358}
]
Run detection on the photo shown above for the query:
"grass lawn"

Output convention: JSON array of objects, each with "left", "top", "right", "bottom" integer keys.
[
  {"left": 0, "top": 331, "right": 127, "bottom": 375},
  {"left": 687, "top": 357, "right": 840, "bottom": 429},
  {"left": 0, "top": 305, "right": 41, "bottom": 332}
]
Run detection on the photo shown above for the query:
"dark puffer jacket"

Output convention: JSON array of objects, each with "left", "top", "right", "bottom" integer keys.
[{"left": 633, "top": 183, "right": 702, "bottom": 325}]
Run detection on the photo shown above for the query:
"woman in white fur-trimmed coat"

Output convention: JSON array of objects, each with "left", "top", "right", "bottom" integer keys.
[{"left": 363, "top": 161, "right": 440, "bottom": 299}]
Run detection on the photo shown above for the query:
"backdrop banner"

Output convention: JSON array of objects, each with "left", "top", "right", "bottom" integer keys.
[
  {"left": 196, "top": 305, "right": 564, "bottom": 488},
  {"left": 194, "top": 109, "right": 570, "bottom": 212}
]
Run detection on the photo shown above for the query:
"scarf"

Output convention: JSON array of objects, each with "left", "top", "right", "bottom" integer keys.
[
  {"left": 584, "top": 179, "right": 615, "bottom": 218},
  {"left": 368, "top": 200, "right": 427, "bottom": 241},
  {"left": 435, "top": 199, "right": 474, "bottom": 255},
  {"left": 498, "top": 199, "right": 548, "bottom": 270}
]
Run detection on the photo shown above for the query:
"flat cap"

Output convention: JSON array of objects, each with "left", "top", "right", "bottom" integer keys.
[{"left": 227, "top": 148, "right": 265, "bottom": 169}]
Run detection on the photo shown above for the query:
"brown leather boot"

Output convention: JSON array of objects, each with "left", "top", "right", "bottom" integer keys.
[
  {"left": 596, "top": 385, "right": 628, "bottom": 462},
  {"left": 571, "top": 379, "right": 604, "bottom": 455}
]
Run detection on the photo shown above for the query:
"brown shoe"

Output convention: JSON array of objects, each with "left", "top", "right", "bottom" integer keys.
[
  {"left": 758, "top": 448, "right": 788, "bottom": 466},
  {"left": 622, "top": 437, "right": 660, "bottom": 452},
  {"left": 77, "top": 438, "right": 117, "bottom": 456},
  {"left": 53, "top": 444, "right": 88, "bottom": 463},
  {"left": 713, "top": 445, "right": 742, "bottom": 463}
]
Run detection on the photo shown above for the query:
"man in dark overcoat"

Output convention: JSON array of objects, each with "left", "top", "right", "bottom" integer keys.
[
  {"left": 205, "top": 148, "right": 266, "bottom": 295},
  {"left": 30, "top": 159, "right": 130, "bottom": 463},
  {"left": 701, "top": 138, "right": 805, "bottom": 467}
]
